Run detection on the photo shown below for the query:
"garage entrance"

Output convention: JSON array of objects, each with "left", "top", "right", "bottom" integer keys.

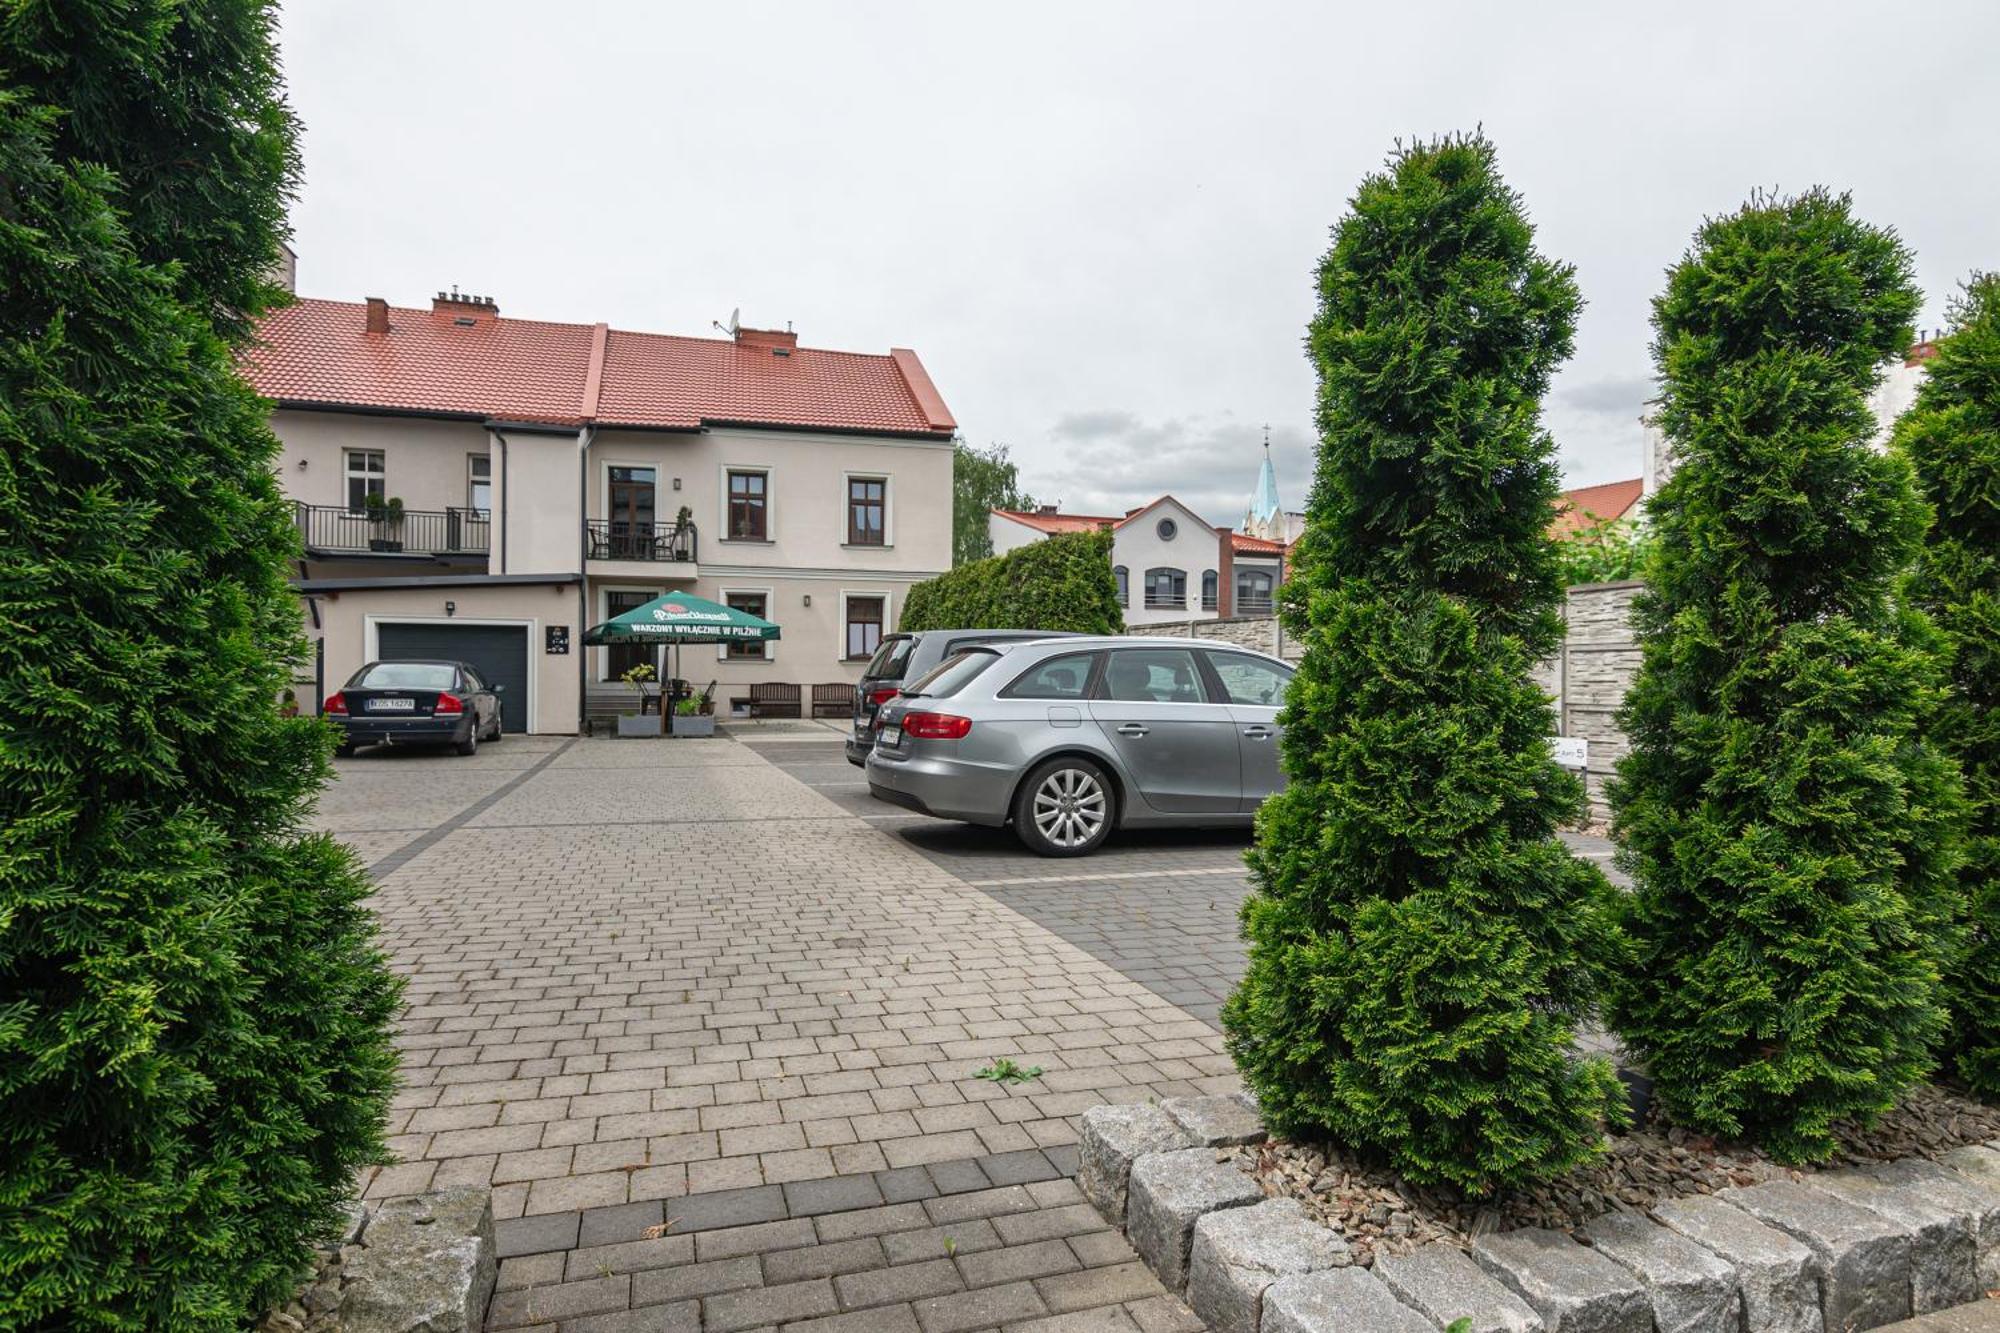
[{"left": 375, "top": 621, "right": 531, "bottom": 732}]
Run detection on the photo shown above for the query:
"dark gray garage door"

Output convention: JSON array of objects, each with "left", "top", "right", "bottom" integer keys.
[{"left": 376, "top": 622, "right": 530, "bottom": 733}]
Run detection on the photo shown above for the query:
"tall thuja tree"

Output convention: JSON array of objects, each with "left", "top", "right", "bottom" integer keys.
[
  {"left": 0, "top": 3, "right": 400, "bottom": 1328},
  {"left": 1222, "top": 135, "right": 1622, "bottom": 1193},
  {"left": 1609, "top": 191, "right": 1964, "bottom": 1162},
  {"left": 1897, "top": 274, "right": 2000, "bottom": 1095}
]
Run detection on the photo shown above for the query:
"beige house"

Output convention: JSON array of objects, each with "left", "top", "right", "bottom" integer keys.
[{"left": 244, "top": 291, "right": 956, "bottom": 732}]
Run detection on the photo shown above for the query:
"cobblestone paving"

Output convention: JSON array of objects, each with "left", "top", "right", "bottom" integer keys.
[
  {"left": 749, "top": 735, "right": 1624, "bottom": 1029},
  {"left": 332, "top": 730, "right": 1212, "bottom": 1327}
]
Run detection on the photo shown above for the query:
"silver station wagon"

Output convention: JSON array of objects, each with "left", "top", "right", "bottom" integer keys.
[{"left": 864, "top": 635, "right": 1294, "bottom": 856}]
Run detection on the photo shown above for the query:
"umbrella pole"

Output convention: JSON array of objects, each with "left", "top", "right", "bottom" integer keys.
[{"left": 657, "top": 641, "right": 667, "bottom": 735}]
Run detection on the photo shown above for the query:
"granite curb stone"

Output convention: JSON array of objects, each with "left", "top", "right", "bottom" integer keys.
[
  {"left": 337, "top": 1187, "right": 496, "bottom": 1333},
  {"left": 1650, "top": 1193, "right": 1820, "bottom": 1333},
  {"left": 1077, "top": 1105, "right": 1196, "bottom": 1226},
  {"left": 1161, "top": 1095, "right": 1267, "bottom": 1149},
  {"left": 1579, "top": 1208, "right": 1741, "bottom": 1333},
  {"left": 1184, "top": 1198, "right": 1350, "bottom": 1333},
  {"left": 1810, "top": 1169, "right": 1980, "bottom": 1313},
  {"left": 1723, "top": 1179, "right": 1914, "bottom": 1330},
  {"left": 1899, "top": 1155, "right": 2000, "bottom": 1288},
  {"left": 1124, "top": 1147, "right": 1264, "bottom": 1292},
  {"left": 1472, "top": 1226, "right": 1652, "bottom": 1333},
  {"left": 1374, "top": 1242, "right": 1545, "bottom": 1333},
  {"left": 1262, "top": 1265, "right": 1436, "bottom": 1333}
]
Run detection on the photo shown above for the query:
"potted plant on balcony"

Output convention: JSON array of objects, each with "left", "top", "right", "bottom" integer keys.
[
  {"left": 670, "top": 694, "right": 714, "bottom": 738},
  {"left": 616, "top": 662, "right": 659, "bottom": 737},
  {"left": 363, "top": 493, "right": 405, "bottom": 552}
]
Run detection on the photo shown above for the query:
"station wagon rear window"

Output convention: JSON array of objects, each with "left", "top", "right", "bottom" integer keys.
[
  {"left": 354, "top": 662, "right": 457, "bottom": 690},
  {"left": 863, "top": 635, "right": 917, "bottom": 681},
  {"left": 1000, "top": 651, "right": 1099, "bottom": 699},
  {"left": 903, "top": 649, "right": 998, "bottom": 699}
]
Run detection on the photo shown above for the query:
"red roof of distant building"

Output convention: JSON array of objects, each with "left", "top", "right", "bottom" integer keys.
[
  {"left": 242, "top": 297, "right": 956, "bottom": 436},
  {"left": 1231, "top": 532, "right": 1286, "bottom": 555},
  {"left": 991, "top": 507, "right": 1122, "bottom": 535},
  {"left": 1551, "top": 478, "right": 1643, "bottom": 535}
]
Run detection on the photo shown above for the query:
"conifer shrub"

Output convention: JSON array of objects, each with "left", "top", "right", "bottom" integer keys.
[
  {"left": 1897, "top": 273, "right": 2000, "bottom": 1096},
  {"left": 899, "top": 529, "right": 1123, "bottom": 634},
  {"left": 1608, "top": 190, "right": 1964, "bottom": 1162},
  {"left": 0, "top": 4, "right": 401, "bottom": 1326},
  {"left": 1222, "top": 135, "right": 1623, "bottom": 1194}
]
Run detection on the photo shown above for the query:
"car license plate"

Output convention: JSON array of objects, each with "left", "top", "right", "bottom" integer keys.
[
  {"left": 880, "top": 725, "right": 901, "bottom": 747},
  {"left": 368, "top": 698, "right": 415, "bottom": 712}
]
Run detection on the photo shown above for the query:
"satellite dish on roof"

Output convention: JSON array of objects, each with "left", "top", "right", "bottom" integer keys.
[{"left": 727, "top": 307, "right": 740, "bottom": 336}]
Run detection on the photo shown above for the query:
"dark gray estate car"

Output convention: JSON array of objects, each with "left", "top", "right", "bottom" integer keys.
[
  {"left": 845, "top": 628, "right": 1080, "bottom": 765},
  {"left": 326, "top": 659, "right": 504, "bottom": 756},
  {"left": 865, "top": 636, "right": 1293, "bottom": 856}
]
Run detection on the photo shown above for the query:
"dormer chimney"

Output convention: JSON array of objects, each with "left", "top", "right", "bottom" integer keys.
[
  {"left": 734, "top": 325, "right": 798, "bottom": 352},
  {"left": 432, "top": 286, "right": 499, "bottom": 325},
  {"left": 365, "top": 297, "right": 389, "bottom": 335}
]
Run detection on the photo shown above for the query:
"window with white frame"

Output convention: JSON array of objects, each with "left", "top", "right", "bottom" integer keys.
[
  {"left": 727, "top": 470, "right": 769, "bottom": 541},
  {"left": 723, "top": 591, "right": 770, "bottom": 659},
  {"left": 844, "top": 595, "right": 885, "bottom": 660},
  {"left": 345, "top": 449, "right": 385, "bottom": 512},
  {"left": 467, "top": 454, "right": 491, "bottom": 515},
  {"left": 846, "top": 477, "right": 887, "bottom": 546}
]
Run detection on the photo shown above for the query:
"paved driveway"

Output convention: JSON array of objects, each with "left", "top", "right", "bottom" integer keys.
[
  {"left": 325, "top": 721, "right": 1616, "bottom": 1330},
  {"left": 324, "top": 728, "right": 1222, "bottom": 1330}
]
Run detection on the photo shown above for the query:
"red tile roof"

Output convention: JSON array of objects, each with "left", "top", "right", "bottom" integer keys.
[
  {"left": 1231, "top": 532, "right": 1286, "bottom": 555},
  {"left": 242, "top": 297, "right": 956, "bottom": 436},
  {"left": 991, "top": 508, "right": 1122, "bottom": 535},
  {"left": 1551, "top": 477, "right": 1643, "bottom": 535}
]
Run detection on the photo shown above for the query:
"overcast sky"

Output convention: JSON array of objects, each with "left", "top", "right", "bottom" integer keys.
[{"left": 276, "top": 1, "right": 1999, "bottom": 528}]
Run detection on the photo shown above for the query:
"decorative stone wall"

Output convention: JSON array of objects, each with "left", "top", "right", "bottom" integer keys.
[
  {"left": 1122, "top": 615, "right": 1303, "bottom": 661},
  {"left": 258, "top": 1187, "right": 496, "bottom": 1333},
  {"left": 1082, "top": 1099, "right": 2000, "bottom": 1333}
]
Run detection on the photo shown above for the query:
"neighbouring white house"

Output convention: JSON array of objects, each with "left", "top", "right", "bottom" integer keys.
[
  {"left": 988, "top": 447, "right": 1291, "bottom": 624},
  {"left": 242, "top": 282, "right": 957, "bottom": 732},
  {"left": 1641, "top": 341, "right": 1938, "bottom": 499}
]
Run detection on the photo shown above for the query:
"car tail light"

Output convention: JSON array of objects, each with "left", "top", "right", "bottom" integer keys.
[
  {"left": 867, "top": 686, "right": 900, "bottom": 708},
  {"left": 324, "top": 692, "right": 348, "bottom": 716},
  {"left": 433, "top": 693, "right": 464, "bottom": 715},
  {"left": 902, "top": 711, "right": 971, "bottom": 740}
]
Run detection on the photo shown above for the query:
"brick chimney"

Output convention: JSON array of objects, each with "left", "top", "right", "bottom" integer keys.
[
  {"left": 365, "top": 297, "right": 389, "bottom": 335},
  {"left": 734, "top": 325, "right": 798, "bottom": 352},
  {"left": 432, "top": 286, "right": 499, "bottom": 325}
]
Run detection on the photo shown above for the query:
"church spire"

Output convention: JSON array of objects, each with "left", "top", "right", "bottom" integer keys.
[{"left": 1248, "top": 425, "right": 1282, "bottom": 532}]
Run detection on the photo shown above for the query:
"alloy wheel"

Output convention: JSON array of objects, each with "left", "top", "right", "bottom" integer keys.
[{"left": 1032, "top": 767, "right": 1107, "bottom": 848}]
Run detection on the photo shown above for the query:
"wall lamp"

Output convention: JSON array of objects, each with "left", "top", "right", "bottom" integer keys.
[{"left": 444, "top": 600, "right": 457, "bottom": 617}]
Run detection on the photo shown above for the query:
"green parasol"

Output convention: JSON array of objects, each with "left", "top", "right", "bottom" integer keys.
[{"left": 584, "top": 592, "right": 780, "bottom": 731}]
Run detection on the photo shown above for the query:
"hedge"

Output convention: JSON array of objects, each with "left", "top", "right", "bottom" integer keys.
[{"left": 899, "top": 529, "right": 1123, "bottom": 635}]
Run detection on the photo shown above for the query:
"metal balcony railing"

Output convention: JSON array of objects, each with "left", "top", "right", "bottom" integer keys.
[
  {"left": 1236, "top": 594, "right": 1275, "bottom": 616},
  {"left": 587, "top": 519, "right": 698, "bottom": 563},
  {"left": 295, "top": 502, "right": 489, "bottom": 556},
  {"left": 1143, "top": 591, "right": 1187, "bottom": 611},
  {"left": 1201, "top": 592, "right": 1219, "bottom": 611}
]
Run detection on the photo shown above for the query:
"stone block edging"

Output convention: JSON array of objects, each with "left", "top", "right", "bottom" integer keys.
[
  {"left": 1079, "top": 1095, "right": 2000, "bottom": 1332},
  {"left": 258, "top": 1186, "right": 496, "bottom": 1333}
]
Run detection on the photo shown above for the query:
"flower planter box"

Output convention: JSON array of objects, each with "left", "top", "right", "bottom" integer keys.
[
  {"left": 616, "top": 714, "right": 659, "bottom": 738},
  {"left": 671, "top": 714, "right": 715, "bottom": 738}
]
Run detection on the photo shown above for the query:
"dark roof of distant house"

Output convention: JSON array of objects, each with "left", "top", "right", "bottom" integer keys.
[{"left": 243, "top": 296, "right": 956, "bottom": 437}]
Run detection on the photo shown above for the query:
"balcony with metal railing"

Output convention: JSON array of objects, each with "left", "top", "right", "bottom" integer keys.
[
  {"left": 1142, "top": 592, "right": 1188, "bottom": 611},
  {"left": 585, "top": 519, "right": 698, "bottom": 565},
  {"left": 295, "top": 502, "right": 489, "bottom": 559}
]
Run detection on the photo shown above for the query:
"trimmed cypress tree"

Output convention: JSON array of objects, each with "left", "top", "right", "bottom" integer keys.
[
  {"left": 1608, "top": 190, "right": 1964, "bottom": 1162},
  {"left": 1222, "top": 135, "right": 1622, "bottom": 1194},
  {"left": 0, "top": 5, "right": 401, "bottom": 1328},
  {"left": 1897, "top": 273, "right": 2000, "bottom": 1096}
]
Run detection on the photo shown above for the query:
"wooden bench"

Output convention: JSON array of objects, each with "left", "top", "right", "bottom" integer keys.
[
  {"left": 811, "top": 684, "right": 854, "bottom": 719},
  {"left": 730, "top": 682, "right": 801, "bottom": 718}
]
